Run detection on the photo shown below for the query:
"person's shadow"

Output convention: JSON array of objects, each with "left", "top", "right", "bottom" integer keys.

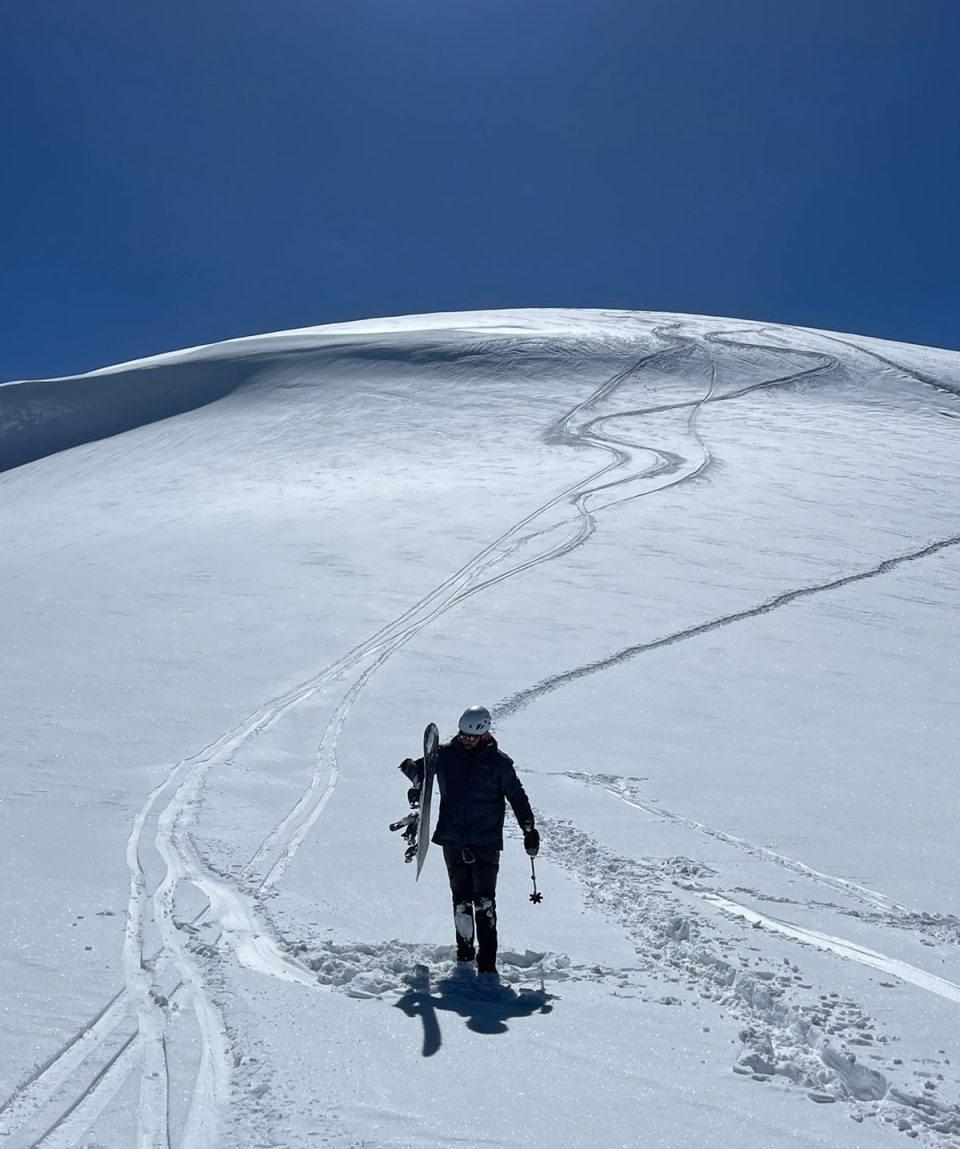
[{"left": 394, "top": 964, "right": 555, "bottom": 1057}]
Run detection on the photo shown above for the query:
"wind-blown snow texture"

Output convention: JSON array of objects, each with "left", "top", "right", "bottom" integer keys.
[{"left": 1, "top": 309, "right": 959, "bottom": 1149}]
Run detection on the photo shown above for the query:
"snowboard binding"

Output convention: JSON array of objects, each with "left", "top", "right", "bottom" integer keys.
[{"left": 388, "top": 811, "right": 420, "bottom": 863}]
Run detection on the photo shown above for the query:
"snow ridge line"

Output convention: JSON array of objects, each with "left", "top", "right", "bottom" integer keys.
[{"left": 497, "top": 531, "right": 960, "bottom": 719}]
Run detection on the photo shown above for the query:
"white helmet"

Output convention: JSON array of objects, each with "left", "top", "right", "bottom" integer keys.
[{"left": 458, "top": 705, "right": 491, "bottom": 735}]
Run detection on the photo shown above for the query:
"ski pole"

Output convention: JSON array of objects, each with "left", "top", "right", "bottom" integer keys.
[{"left": 529, "top": 856, "right": 543, "bottom": 904}]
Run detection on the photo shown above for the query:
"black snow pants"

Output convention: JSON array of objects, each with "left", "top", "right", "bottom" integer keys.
[{"left": 442, "top": 846, "right": 500, "bottom": 973}]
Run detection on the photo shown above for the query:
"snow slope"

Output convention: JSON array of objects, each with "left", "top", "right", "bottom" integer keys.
[{"left": 1, "top": 308, "right": 959, "bottom": 1149}]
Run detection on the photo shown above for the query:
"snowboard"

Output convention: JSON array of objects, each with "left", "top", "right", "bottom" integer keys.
[{"left": 415, "top": 723, "right": 439, "bottom": 880}]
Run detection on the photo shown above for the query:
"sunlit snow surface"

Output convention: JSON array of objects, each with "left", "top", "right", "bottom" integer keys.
[{"left": 1, "top": 309, "right": 959, "bottom": 1149}]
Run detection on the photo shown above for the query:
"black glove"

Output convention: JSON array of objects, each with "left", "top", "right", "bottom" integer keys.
[
  {"left": 523, "top": 827, "right": 540, "bottom": 857},
  {"left": 399, "top": 758, "right": 421, "bottom": 785},
  {"left": 407, "top": 787, "right": 421, "bottom": 807}
]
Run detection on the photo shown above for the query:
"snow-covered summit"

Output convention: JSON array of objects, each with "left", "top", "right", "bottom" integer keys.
[
  {"left": 3, "top": 308, "right": 959, "bottom": 475},
  {"left": 2, "top": 310, "right": 959, "bottom": 1148}
]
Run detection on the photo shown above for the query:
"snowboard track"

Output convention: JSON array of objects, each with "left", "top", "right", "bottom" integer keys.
[
  {"left": 495, "top": 529, "right": 960, "bottom": 720},
  {"left": 571, "top": 773, "right": 960, "bottom": 948}
]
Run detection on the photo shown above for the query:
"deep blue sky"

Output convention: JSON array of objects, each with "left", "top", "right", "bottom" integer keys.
[{"left": 2, "top": 1, "right": 959, "bottom": 380}]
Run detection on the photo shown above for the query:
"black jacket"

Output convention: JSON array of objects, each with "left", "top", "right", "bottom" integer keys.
[{"left": 400, "top": 735, "right": 534, "bottom": 850}]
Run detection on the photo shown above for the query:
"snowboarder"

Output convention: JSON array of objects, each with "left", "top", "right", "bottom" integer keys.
[{"left": 398, "top": 706, "right": 540, "bottom": 978}]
